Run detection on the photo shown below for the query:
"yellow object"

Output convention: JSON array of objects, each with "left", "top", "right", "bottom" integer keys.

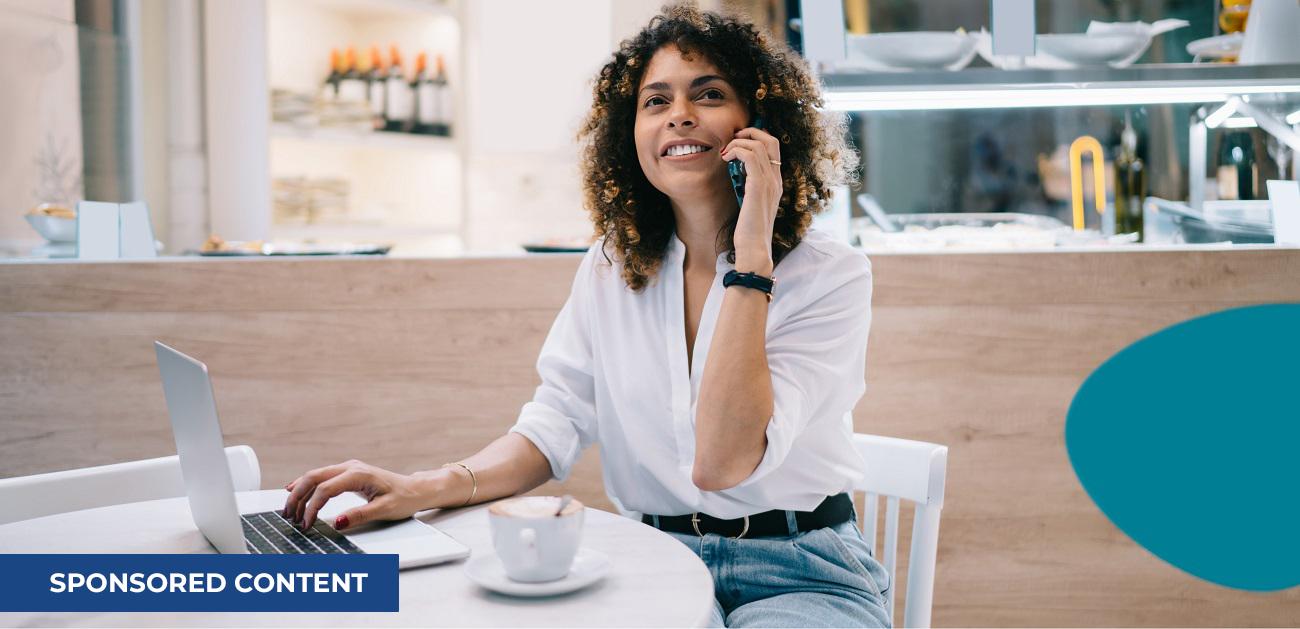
[
  {"left": 844, "top": 0, "right": 869, "bottom": 34},
  {"left": 27, "top": 202, "right": 75, "bottom": 219},
  {"left": 1069, "top": 136, "right": 1106, "bottom": 232},
  {"left": 1220, "top": 0, "right": 1251, "bottom": 33}
]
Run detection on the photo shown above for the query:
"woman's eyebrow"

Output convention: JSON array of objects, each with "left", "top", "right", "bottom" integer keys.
[{"left": 638, "top": 74, "right": 727, "bottom": 96}]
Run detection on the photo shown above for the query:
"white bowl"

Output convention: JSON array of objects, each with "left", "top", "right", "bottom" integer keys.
[
  {"left": 1035, "top": 32, "right": 1150, "bottom": 66},
  {"left": 25, "top": 213, "right": 77, "bottom": 243},
  {"left": 844, "top": 32, "right": 978, "bottom": 71},
  {"left": 1186, "top": 33, "right": 1244, "bottom": 60}
]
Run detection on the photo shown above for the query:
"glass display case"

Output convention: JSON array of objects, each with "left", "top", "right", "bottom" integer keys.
[{"left": 788, "top": 0, "right": 1300, "bottom": 250}]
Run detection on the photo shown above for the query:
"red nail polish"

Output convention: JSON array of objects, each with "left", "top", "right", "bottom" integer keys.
[{"left": 335, "top": 515, "right": 350, "bottom": 530}]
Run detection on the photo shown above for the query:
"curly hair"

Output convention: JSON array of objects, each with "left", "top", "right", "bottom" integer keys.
[{"left": 577, "top": 3, "right": 859, "bottom": 292}]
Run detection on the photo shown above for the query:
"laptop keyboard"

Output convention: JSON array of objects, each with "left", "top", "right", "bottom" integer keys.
[{"left": 240, "top": 511, "right": 364, "bottom": 554}]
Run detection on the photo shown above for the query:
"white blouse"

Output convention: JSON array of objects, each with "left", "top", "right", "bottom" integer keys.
[{"left": 508, "top": 228, "right": 872, "bottom": 520}]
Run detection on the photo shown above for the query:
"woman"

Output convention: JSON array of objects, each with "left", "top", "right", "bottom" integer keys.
[{"left": 283, "top": 5, "right": 889, "bottom": 627}]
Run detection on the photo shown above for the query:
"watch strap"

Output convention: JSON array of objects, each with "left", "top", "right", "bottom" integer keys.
[{"left": 723, "top": 270, "right": 775, "bottom": 301}]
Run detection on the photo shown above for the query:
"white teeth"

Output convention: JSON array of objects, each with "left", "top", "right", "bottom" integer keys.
[{"left": 666, "top": 144, "right": 708, "bottom": 157}]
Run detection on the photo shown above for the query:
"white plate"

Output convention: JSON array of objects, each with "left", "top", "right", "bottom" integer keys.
[
  {"left": 464, "top": 547, "right": 611, "bottom": 597},
  {"left": 1187, "top": 33, "right": 1244, "bottom": 59},
  {"left": 1036, "top": 32, "right": 1149, "bottom": 66},
  {"left": 843, "top": 32, "right": 977, "bottom": 71}
]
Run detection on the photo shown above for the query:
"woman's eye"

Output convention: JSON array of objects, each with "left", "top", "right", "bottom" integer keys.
[
  {"left": 644, "top": 96, "right": 667, "bottom": 107},
  {"left": 699, "top": 89, "right": 723, "bottom": 100}
]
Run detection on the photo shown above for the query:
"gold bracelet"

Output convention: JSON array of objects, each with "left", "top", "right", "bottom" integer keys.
[{"left": 441, "top": 462, "right": 477, "bottom": 508}]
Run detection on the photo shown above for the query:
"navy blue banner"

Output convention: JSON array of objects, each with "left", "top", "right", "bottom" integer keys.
[{"left": 0, "top": 554, "right": 398, "bottom": 612}]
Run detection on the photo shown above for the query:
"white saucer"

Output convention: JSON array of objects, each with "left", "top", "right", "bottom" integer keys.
[
  {"left": 1187, "top": 33, "right": 1243, "bottom": 60},
  {"left": 464, "top": 547, "right": 611, "bottom": 597}
]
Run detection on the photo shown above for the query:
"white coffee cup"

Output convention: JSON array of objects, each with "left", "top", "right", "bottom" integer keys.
[{"left": 487, "top": 496, "right": 585, "bottom": 583}]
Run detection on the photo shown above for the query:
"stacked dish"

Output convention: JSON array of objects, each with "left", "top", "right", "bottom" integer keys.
[
  {"left": 1145, "top": 197, "right": 1274, "bottom": 244},
  {"left": 976, "top": 19, "right": 1189, "bottom": 69},
  {"left": 842, "top": 31, "right": 978, "bottom": 71},
  {"left": 1186, "top": 33, "right": 1244, "bottom": 62},
  {"left": 850, "top": 212, "right": 1126, "bottom": 251}
]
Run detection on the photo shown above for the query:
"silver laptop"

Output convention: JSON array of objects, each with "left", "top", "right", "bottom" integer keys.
[{"left": 155, "top": 341, "right": 470, "bottom": 569}]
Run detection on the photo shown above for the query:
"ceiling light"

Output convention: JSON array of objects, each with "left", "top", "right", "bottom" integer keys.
[
  {"left": 1220, "top": 116, "right": 1259, "bottom": 129},
  {"left": 1202, "top": 98, "right": 1241, "bottom": 128}
]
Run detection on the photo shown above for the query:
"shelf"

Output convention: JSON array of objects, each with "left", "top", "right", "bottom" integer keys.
[
  {"left": 271, "top": 123, "right": 455, "bottom": 151},
  {"left": 271, "top": 223, "right": 460, "bottom": 242},
  {"left": 821, "top": 63, "right": 1300, "bottom": 111},
  {"left": 297, "top": 0, "right": 455, "bottom": 20}
]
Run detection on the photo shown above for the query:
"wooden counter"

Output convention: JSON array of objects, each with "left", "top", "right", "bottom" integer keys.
[{"left": 3, "top": 248, "right": 1299, "bottom": 626}]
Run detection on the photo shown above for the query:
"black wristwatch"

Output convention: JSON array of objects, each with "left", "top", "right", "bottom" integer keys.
[{"left": 722, "top": 270, "right": 775, "bottom": 302}]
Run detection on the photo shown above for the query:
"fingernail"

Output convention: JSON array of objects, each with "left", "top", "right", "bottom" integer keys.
[
  {"left": 285, "top": 482, "right": 293, "bottom": 490},
  {"left": 335, "top": 515, "right": 350, "bottom": 530}
]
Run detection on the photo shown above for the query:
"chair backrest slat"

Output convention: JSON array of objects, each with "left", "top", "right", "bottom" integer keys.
[
  {"left": 905, "top": 504, "right": 944, "bottom": 629},
  {"left": 883, "top": 495, "right": 901, "bottom": 620},
  {"left": 851, "top": 433, "right": 948, "bottom": 629},
  {"left": 863, "top": 492, "right": 879, "bottom": 557},
  {"left": 0, "top": 445, "right": 261, "bottom": 525}
]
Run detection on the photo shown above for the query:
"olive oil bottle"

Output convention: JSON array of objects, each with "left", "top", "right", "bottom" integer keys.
[{"left": 1114, "top": 113, "right": 1147, "bottom": 241}]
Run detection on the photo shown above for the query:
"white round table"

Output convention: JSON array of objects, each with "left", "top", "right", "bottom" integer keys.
[{"left": 0, "top": 490, "right": 715, "bottom": 627}]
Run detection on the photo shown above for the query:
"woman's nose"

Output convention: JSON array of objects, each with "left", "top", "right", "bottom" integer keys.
[{"left": 667, "top": 103, "right": 696, "bottom": 128}]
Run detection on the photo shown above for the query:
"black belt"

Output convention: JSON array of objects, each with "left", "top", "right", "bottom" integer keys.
[{"left": 642, "top": 493, "right": 853, "bottom": 539}]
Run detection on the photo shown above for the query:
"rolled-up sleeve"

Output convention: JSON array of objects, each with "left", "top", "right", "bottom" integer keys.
[
  {"left": 508, "top": 245, "right": 600, "bottom": 483},
  {"left": 733, "top": 251, "right": 873, "bottom": 489}
]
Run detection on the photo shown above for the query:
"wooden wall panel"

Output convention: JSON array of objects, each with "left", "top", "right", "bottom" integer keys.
[{"left": 3, "top": 248, "right": 1299, "bottom": 626}]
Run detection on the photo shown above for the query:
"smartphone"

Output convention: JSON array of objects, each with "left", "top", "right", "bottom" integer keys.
[{"left": 728, "top": 117, "right": 765, "bottom": 209}]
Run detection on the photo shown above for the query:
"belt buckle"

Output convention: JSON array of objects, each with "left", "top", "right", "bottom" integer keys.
[{"left": 691, "top": 512, "right": 750, "bottom": 539}]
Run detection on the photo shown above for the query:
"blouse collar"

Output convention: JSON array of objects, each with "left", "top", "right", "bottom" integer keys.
[{"left": 668, "top": 232, "right": 734, "bottom": 272}]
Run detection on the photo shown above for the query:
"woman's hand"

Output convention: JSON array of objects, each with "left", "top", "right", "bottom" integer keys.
[
  {"left": 281, "top": 459, "right": 440, "bottom": 532},
  {"left": 721, "top": 126, "right": 783, "bottom": 275}
]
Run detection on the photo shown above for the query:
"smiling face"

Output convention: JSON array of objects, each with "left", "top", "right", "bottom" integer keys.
[{"left": 634, "top": 44, "right": 750, "bottom": 211}]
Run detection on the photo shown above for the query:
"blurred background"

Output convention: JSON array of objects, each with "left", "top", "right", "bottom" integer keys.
[{"left": 1, "top": 0, "right": 1294, "bottom": 257}]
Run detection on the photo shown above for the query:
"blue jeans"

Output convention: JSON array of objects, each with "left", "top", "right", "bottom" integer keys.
[{"left": 657, "top": 506, "right": 892, "bottom": 628}]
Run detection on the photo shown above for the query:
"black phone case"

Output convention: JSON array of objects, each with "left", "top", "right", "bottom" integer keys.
[{"left": 728, "top": 118, "right": 764, "bottom": 209}]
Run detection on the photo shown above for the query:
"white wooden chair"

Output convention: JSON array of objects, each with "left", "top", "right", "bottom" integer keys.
[
  {"left": 0, "top": 445, "right": 261, "bottom": 525},
  {"left": 852, "top": 433, "right": 948, "bottom": 629}
]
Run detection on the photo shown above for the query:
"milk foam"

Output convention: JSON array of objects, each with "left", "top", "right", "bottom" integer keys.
[{"left": 489, "top": 496, "right": 584, "bottom": 518}]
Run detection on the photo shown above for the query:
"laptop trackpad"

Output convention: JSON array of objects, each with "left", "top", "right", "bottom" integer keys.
[
  {"left": 359, "top": 521, "right": 467, "bottom": 561},
  {"left": 319, "top": 495, "right": 471, "bottom": 568}
]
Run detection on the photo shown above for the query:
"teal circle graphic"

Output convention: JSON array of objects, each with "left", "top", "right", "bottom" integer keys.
[{"left": 1066, "top": 303, "right": 1300, "bottom": 591}]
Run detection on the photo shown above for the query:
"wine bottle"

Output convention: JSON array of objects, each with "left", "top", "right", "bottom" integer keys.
[
  {"left": 383, "top": 45, "right": 412, "bottom": 133},
  {"left": 323, "top": 48, "right": 343, "bottom": 100},
  {"left": 1217, "top": 131, "right": 1258, "bottom": 201},
  {"left": 1113, "top": 113, "right": 1146, "bottom": 241},
  {"left": 366, "top": 46, "right": 386, "bottom": 130},
  {"left": 412, "top": 52, "right": 435, "bottom": 135},
  {"left": 336, "top": 46, "right": 367, "bottom": 104},
  {"left": 433, "top": 54, "right": 452, "bottom": 137}
]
